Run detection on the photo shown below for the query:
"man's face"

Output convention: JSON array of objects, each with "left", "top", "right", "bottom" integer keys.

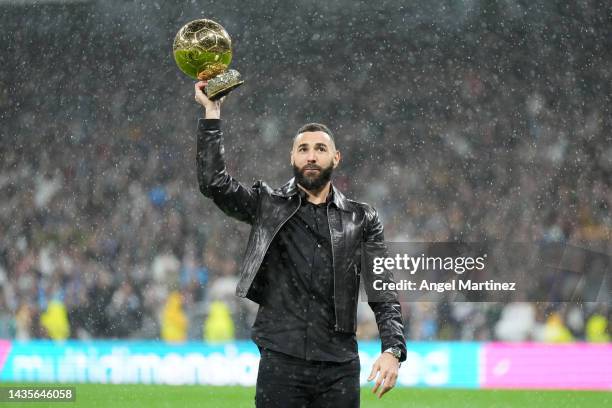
[{"left": 291, "top": 131, "right": 341, "bottom": 192}]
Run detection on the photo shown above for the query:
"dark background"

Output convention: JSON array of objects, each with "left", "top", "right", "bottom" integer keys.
[{"left": 0, "top": 0, "right": 610, "bottom": 342}]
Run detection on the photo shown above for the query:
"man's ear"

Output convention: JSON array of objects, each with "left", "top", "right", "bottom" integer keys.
[{"left": 333, "top": 150, "right": 341, "bottom": 168}]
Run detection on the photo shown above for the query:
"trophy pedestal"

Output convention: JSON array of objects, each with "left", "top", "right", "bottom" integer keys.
[{"left": 205, "top": 69, "right": 244, "bottom": 100}]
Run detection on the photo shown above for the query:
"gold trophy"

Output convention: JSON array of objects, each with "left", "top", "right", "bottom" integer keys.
[{"left": 173, "top": 19, "right": 244, "bottom": 100}]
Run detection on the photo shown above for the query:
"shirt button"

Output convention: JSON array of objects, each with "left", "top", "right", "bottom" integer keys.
[{"left": 317, "top": 244, "right": 321, "bottom": 248}]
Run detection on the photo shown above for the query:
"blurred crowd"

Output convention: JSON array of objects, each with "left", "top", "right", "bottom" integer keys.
[{"left": 0, "top": 1, "right": 610, "bottom": 343}]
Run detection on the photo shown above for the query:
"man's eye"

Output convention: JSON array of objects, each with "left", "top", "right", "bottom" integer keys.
[{"left": 317, "top": 147, "right": 326, "bottom": 151}]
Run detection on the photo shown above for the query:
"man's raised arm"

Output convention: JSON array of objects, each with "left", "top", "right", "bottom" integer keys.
[{"left": 194, "top": 81, "right": 259, "bottom": 224}]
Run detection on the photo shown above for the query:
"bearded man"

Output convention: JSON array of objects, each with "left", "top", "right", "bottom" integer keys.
[{"left": 194, "top": 81, "right": 406, "bottom": 408}]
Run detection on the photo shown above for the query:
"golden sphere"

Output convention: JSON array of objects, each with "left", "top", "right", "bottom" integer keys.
[{"left": 173, "top": 19, "right": 233, "bottom": 81}]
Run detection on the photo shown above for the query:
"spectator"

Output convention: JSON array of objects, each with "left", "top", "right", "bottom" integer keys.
[
  {"left": 542, "top": 313, "right": 574, "bottom": 343},
  {"left": 161, "top": 291, "right": 188, "bottom": 342},
  {"left": 586, "top": 314, "right": 610, "bottom": 343},
  {"left": 40, "top": 300, "right": 70, "bottom": 341},
  {"left": 204, "top": 301, "right": 235, "bottom": 343}
]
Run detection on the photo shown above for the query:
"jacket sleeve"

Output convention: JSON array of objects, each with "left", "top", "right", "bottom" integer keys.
[
  {"left": 196, "top": 118, "right": 259, "bottom": 224},
  {"left": 364, "top": 205, "right": 407, "bottom": 362}
]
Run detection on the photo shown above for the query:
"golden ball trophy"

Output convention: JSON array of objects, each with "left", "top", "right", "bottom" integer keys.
[{"left": 173, "top": 19, "right": 244, "bottom": 100}]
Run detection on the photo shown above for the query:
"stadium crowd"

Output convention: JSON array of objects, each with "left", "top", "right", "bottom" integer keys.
[{"left": 0, "top": 1, "right": 610, "bottom": 343}]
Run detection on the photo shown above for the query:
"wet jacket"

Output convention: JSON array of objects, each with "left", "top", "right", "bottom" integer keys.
[{"left": 196, "top": 118, "right": 406, "bottom": 360}]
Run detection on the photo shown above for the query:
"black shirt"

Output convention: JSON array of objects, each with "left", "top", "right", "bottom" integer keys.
[{"left": 251, "top": 187, "right": 358, "bottom": 362}]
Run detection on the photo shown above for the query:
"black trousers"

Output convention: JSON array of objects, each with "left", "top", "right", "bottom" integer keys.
[{"left": 255, "top": 347, "right": 360, "bottom": 408}]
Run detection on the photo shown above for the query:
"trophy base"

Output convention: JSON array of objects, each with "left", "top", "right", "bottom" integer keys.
[{"left": 205, "top": 69, "right": 244, "bottom": 100}]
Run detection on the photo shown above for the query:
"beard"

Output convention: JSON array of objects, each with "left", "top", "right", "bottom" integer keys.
[{"left": 293, "top": 162, "right": 334, "bottom": 192}]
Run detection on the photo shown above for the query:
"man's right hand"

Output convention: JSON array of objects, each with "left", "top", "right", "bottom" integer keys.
[{"left": 194, "top": 81, "right": 225, "bottom": 119}]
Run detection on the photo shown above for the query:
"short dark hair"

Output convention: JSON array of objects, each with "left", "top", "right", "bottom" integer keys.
[{"left": 294, "top": 123, "right": 335, "bottom": 147}]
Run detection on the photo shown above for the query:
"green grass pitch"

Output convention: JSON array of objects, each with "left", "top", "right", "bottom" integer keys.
[{"left": 1, "top": 384, "right": 609, "bottom": 407}]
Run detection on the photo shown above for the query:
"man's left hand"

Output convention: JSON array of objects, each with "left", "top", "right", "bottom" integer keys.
[{"left": 367, "top": 352, "right": 400, "bottom": 398}]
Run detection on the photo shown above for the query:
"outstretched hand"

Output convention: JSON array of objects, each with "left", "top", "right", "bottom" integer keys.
[
  {"left": 194, "top": 81, "right": 225, "bottom": 119},
  {"left": 367, "top": 352, "right": 400, "bottom": 399}
]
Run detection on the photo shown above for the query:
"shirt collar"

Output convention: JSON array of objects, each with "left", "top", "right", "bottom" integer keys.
[
  {"left": 278, "top": 178, "right": 350, "bottom": 212},
  {"left": 298, "top": 184, "right": 334, "bottom": 205}
]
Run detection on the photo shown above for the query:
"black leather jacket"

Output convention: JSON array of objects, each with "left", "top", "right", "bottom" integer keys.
[{"left": 196, "top": 118, "right": 406, "bottom": 360}]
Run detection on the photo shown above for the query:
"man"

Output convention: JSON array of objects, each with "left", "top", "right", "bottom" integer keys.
[{"left": 194, "top": 81, "right": 406, "bottom": 407}]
